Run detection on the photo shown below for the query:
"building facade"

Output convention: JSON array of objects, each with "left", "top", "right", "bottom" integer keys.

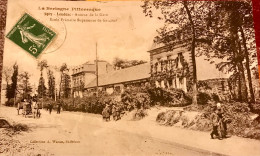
[
  {"left": 85, "top": 63, "right": 150, "bottom": 95},
  {"left": 148, "top": 41, "right": 231, "bottom": 99},
  {"left": 148, "top": 43, "right": 192, "bottom": 92},
  {"left": 71, "top": 60, "right": 113, "bottom": 97}
]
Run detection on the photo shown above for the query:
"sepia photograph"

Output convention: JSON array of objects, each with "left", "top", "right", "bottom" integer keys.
[{"left": 0, "top": 0, "right": 260, "bottom": 156}]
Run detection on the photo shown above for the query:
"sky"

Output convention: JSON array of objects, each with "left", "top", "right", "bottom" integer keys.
[
  {"left": 3, "top": 0, "right": 164, "bottom": 85},
  {"left": 2, "top": 0, "right": 234, "bottom": 88}
]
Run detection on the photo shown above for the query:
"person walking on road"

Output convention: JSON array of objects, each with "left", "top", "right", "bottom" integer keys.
[
  {"left": 57, "top": 100, "right": 62, "bottom": 114},
  {"left": 216, "top": 103, "right": 228, "bottom": 138},
  {"left": 49, "top": 103, "right": 53, "bottom": 114}
]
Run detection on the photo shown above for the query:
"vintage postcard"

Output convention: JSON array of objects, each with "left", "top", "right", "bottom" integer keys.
[{"left": 0, "top": 0, "right": 260, "bottom": 156}]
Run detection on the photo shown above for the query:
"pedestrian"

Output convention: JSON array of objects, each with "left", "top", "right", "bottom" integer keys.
[
  {"left": 115, "top": 104, "right": 121, "bottom": 120},
  {"left": 46, "top": 103, "right": 49, "bottom": 112},
  {"left": 32, "top": 99, "right": 40, "bottom": 118},
  {"left": 210, "top": 106, "right": 220, "bottom": 139},
  {"left": 57, "top": 101, "right": 61, "bottom": 114},
  {"left": 22, "top": 99, "right": 27, "bottom": 117},
  {"left": 112, "top": 104, "right": 117, "bottom": 121},
  {"left": 49, "top": 103, "right": 53, "bottom": 114},
  {"left": 216, "top": 103, "right": 228, "bottom": 138},
  {"left": 35, "top": 100, "right": 41, "bottom": 118},
  {"left": 32, "top": 99, "right": 37, "bottom": 118},
  {"left": 102, "top": 104, "right": 110, "bottom": 121}
]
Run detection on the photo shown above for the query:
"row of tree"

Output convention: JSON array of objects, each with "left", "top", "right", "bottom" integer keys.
[
  {"left": 3, "top": 56, "right": 149, "bottom": 104},
  {"left": 142, "top": 0, "right": 258, "bottom": 107},
  {"left": 3, "top": 60, "right": 72, "bottom": 104},
  {"left": 3, "top": 63, "right": 33, "bottom": 102},
  {"left": 37, "top": 60, "right": 71, "bottom": 100}
]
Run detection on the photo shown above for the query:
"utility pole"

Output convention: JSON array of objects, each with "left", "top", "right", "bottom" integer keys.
[
  {"left": 55, "top": 87, "right": 56, "bottom": 101},
  {"left": 41, "top": 77, "right": 43, "bottom": 108},
  {"left": 96, "top": 42, "right": 99, "bottom": 98}
]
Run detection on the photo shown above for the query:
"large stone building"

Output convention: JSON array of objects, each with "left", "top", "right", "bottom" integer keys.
[
  {"left": 71, "top": 60, "right": 113, "bottom": 97},
  {"left": 148, "top": 41, "right": 230, "bottom": 98},
  {"left": 80, "top": 41, "right": 229, "bottom": 97},
  {"left": 148, "top": 42, "right": 191, "bottom": 92}
]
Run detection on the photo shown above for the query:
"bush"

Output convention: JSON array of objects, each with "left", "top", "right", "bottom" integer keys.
[
  {"left": 191, "top": 101, "right": 260, "bottom": 139},
  {"left": 160, "top": 102, "right": 260, "bottom": 139},
  {"left": 252, "top": 102, "right": 260, "bottom": 115},
  {"left": 197, "top": 92, "right": 211, "bottom": 105},
  {"left": 147, "top": 87, "right": 192, "bottom": 107},
  {"left": 5, "top": 98, "right": 15, "bottom": 106},
  {"left": 12, "top": 123, "right": 29, "bottom": 132},
  {"left": 132, "top": 109, "right": 148, "bottom": 120},
  {"left": 61, "top": 94, "right": 113, "bottom": 114},
  {"left": 121, "top": 88, "right": 150, "bottom": 111},
  {"left": 156, "top": 112, "right": 166, "bottom": 123},
  {"left": 156, "top": 110, "right": 201, "bottom": 129},
  {"left": 212, "top": 93, "right": 220, "bottom": 102}
]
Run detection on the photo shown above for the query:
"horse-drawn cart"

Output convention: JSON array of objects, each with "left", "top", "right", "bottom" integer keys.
[
  {"left": 23, "top": 102, "right": 32, "bottom": 118},
  {"left": 17, "top": 102, "right": 35, "bottom": 118}
]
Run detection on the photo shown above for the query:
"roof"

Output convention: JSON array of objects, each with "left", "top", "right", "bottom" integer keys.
[
  {"left": 85, "top": 63, "right": 150, "bottom": 88},
  {"left": 72, "top": 61, "right": 111, "bottom": 76},
  {"left": 196, "top": 56, "right": 230, "bottom": 81}
]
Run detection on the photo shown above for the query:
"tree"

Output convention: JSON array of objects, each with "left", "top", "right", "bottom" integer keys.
[
  {"left": 6, "top": 63, "right": 18, "bottom": 101},
  {"left": 59, "top": 63, "right": 69, "bottom": 98},
  {"left": 63, "top": 73, "right": 71, "bottom": 98},
  {"left": 113, "top": 57, "right": 125, "bottom": 70},
  {"left": 142, "top": 0, "right": 210, "bottom": 104},
  {"left": 196, "top": 1, "right": 256, "bottom": 103},
  {"left": 37, "top": 60, "right": 48, "bottom": 98},
  {"left": 19, "top": 71, "right": 32, "bottom": 99},
  {"left": 236, "top": 1, "right": 256, "bottom": 103},
  {"left": 2, "top": 66, "right": 12, "bottom": 86},
  {"left": 47, "top": 69, "right": 55, "bottom": 99},
  {"left": 37, "top": 60, "right": 48, "bottom": 77},
  {"left": 113, "top": 57, "right": 147, "bottom": 69},
  {"left": 38, "top": 77, "right": 47, "bottom": 98}
]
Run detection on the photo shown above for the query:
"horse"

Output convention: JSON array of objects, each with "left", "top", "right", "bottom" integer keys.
[{"left": 17, "top": 102, "right": 23, "bottom": 115}]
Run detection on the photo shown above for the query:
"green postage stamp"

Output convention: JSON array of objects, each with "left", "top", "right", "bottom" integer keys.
[{"left": 6, "top": 13, "right": 56, "bottom": 58}]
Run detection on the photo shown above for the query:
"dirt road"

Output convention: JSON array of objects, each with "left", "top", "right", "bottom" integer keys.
[{"left": 0, "top": 106, "right": 214, "bottom": 156}]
